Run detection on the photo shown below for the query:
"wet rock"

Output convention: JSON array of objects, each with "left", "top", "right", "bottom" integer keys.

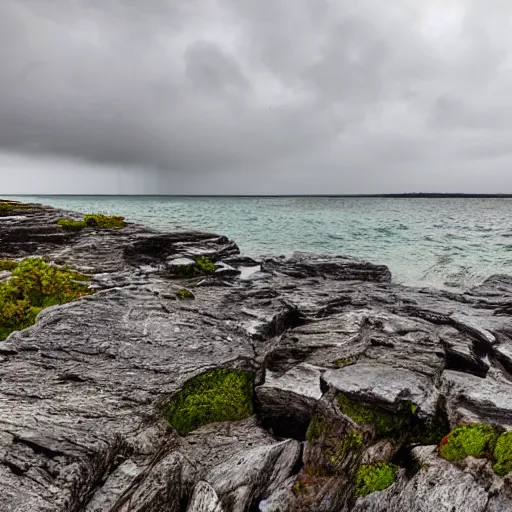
[
  {"left": 351, "top": 446, "right": 491, "bottom": 512},
  {"left": 323, "top": 363, "right": 439, "bottom": 417},
  {"left": 262, "top": 252, "right": 392, "bottom": 283},
  {"left": 1, "top": 201, "right": 512, "bottom": 511},
  {"left": 256, "top": 364, "right": 323, "bottom": 439}
]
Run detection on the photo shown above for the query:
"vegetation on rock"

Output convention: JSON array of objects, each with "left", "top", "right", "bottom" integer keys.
[
  {"left": 333, "top": 357, "right": 354, "bottom": 368},
  {"left": 0, "top": 201, "right": 33, "bottom": 213},
  {"left": 176, "top": 288, "right": 195, "bottom": 300},
  {"left": 83, "top": 214, "right": 126, "bottom": 228},
  {"left": 338, "top": 394, "right": 448, "bottom": 446},
  {"left": 439, "top": 424, "right": 497, "bottom": 462},
  {"left": 162, "top": 369, "right": 253, "bottom": 436},
  {"left": 169, "top": 256, "right": 216, "bottom": 278},
  {"left": 355, "top": 462, "right": 398, "bottom": 497},
  {"left": 338, "top": 395, "right": 411, "bottom": 439},
  {"left": 306, "top": 413, "right": 364, "bottom": 467},
  {"left": 493, "top": 432, "right": 512, "bottom": 476},
  {"left": 0, "top": 260, "right": 19, "bottom": 272},
  {"left": 57, "top": 214, "right": 126, "bottom": 230},
  {"left": 57, "top": 219, "right": 87, "bottom": 231},
  {"left": 0, "top": 258, "right": 92, "bottom": 340}
]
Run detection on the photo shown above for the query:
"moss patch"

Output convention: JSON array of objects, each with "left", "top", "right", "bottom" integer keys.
[
  {"left": 338, "top": 394, "right": 448, "bottom": 447},
  {"left": 57, "top": 214, "right": 126, "bottom": 230},
  {"left": 176, "top": 288, "right": 195, "bottom": 300},
  {"left": 162, "top": 369, "right": 253, "bottom": 436},
  {"left": 338, "top": 395, "right": 412, "bottom": 440},
  {"left": 0, "top": 201, "right": 33, "bottom": 213},
  {"left": 169, "top": 257, "right": 216, "bottom": 278},
  {"left": 0, "top": 260, "right": 19, "bottom": 272},
  {"left": 84, "top": 214, "right": 126, "bottom": 228},
  {"left": 493, "top": 432, "right": 512, "bottom": 476},
  {"left": 0, "top": 258, "right": 92, "bottom": 340},
  {"left": 355, "top": 462, "right": 398, "bottom": 497},
  {"left": 439, "top": 424, "right": 497, "bottom": 462},
  {"left": 57, "top": 219, "right": 87, "bottom": 231},
  {"left": 333, "top": 357, "right": 354, "bottom": 368}
]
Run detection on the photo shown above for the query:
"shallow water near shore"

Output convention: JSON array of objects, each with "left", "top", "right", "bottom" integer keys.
[{"left": 5, "top": 195, "right": 512, "bottom": 290}]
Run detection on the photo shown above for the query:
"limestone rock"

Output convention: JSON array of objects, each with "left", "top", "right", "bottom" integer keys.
[{"left": 1, "top": 201, "right": 512, "bottom": 511}]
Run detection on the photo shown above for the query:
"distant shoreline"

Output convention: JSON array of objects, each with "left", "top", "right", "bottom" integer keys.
[{"left": 2, "top": 193, "right": 512, "bottom": 199}]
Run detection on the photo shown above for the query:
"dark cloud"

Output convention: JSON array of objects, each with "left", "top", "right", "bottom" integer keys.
[{"left": 2, "top": 0, "right": 512, "bottom": 193}]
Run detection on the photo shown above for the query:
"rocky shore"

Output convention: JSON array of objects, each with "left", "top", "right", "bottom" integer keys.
[{"left": 1, "top": 199, "right": 512, "bottom": 511}]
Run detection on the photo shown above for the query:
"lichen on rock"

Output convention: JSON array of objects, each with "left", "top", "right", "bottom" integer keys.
[{"left": 162, "top": 368, "right": 253, "bottom": 436}]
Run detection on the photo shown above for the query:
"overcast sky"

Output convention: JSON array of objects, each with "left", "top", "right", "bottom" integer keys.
[{"left": 1, "top": 0, "right": 512, "bottom": 194}]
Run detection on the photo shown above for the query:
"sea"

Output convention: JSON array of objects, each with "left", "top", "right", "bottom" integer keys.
[{"left": 4, "top": 195, "right": 512, "bottom": 291}]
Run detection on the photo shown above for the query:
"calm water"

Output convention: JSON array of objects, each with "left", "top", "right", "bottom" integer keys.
[{"left": 5, "top": 196, "right": 512, "bottom": 290}]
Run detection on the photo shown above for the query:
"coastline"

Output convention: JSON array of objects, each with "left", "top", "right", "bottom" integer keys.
[{"left": 1, "top": 199, "right": 512, "bottom": 511}]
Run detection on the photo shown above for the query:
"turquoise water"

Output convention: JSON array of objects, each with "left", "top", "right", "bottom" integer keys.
[{"left": 5, "top": 196, "right": 512, "bottom": 290}]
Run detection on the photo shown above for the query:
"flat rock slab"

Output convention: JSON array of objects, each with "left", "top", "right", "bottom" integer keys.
[{"left": 323, "top": 363, "right": 439, "bottom": 416}]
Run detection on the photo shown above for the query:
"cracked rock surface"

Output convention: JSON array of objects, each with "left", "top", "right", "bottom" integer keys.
[{"left": 1, "top": 201, "right": 512, "bottom": 511}]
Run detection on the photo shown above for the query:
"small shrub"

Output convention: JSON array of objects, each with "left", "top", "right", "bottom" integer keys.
[
  {"left": 355, "top": 462, "right": 398, "bottom": 497},
  {"left": 162, "top": 369, "right": 253, "bottom": 435},
  {"left": 0, "top": 258, "right": 92, "bottom": 340},
  {"left": 439, "top": 424, "right": 497, "bottom": 462},
  {"left": 493, "top": 432, "right": 512, "bottom": 476}
]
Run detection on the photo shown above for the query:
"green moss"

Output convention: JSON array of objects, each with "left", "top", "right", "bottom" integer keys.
[
  {"left": 493, "top": 432, "right": 512, "bottom": 476},
  {"left": 162, "top": 369, "right": 253, "bottom": 436},
  {"left": 57, "top": 219, "right": 87, "bottom": 231},
  {"left": 57, "top": 214, "right": 126, "bottom": 230},
  {"left": 439, "top": 424, "right": 497, "bottom": 462},
  {"left": 0, "top": 201, "right": 32, "bottom": 212},
  {"left": 0, "top": 260, "right": 19, "bottom": 272},
  {"left": 169, "top": 257, "right": 216, "bottom": 278},
  {"left": 176, "top": 288, "right": 195, "bottom": 300},
  {"left": 355, "top": 462, "right": 398, "bottom": 497},
  {"left": 333, "top": 357, "right": 354, "bottom": 368},
  {"left": 338, "top": 395, "right": 412, "bottom": 439},
  {"left": 84, "top": 214, "right": 126, "bottom": 228},
  {"left": 0, "top": 258, "right": 92, "bottom": 340}
]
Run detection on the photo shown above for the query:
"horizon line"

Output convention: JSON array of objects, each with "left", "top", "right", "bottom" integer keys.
[{"left": 2, "top": 193, "right": 512, "bottom": 198}]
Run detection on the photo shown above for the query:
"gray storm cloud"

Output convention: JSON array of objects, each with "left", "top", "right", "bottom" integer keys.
[{"left": 1, "top": 0, "right": 512, "bottom": 194}]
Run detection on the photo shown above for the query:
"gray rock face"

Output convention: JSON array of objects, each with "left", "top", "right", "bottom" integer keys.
[{"left": 1, "top": 201, "right": 512, "bottom": 511}]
